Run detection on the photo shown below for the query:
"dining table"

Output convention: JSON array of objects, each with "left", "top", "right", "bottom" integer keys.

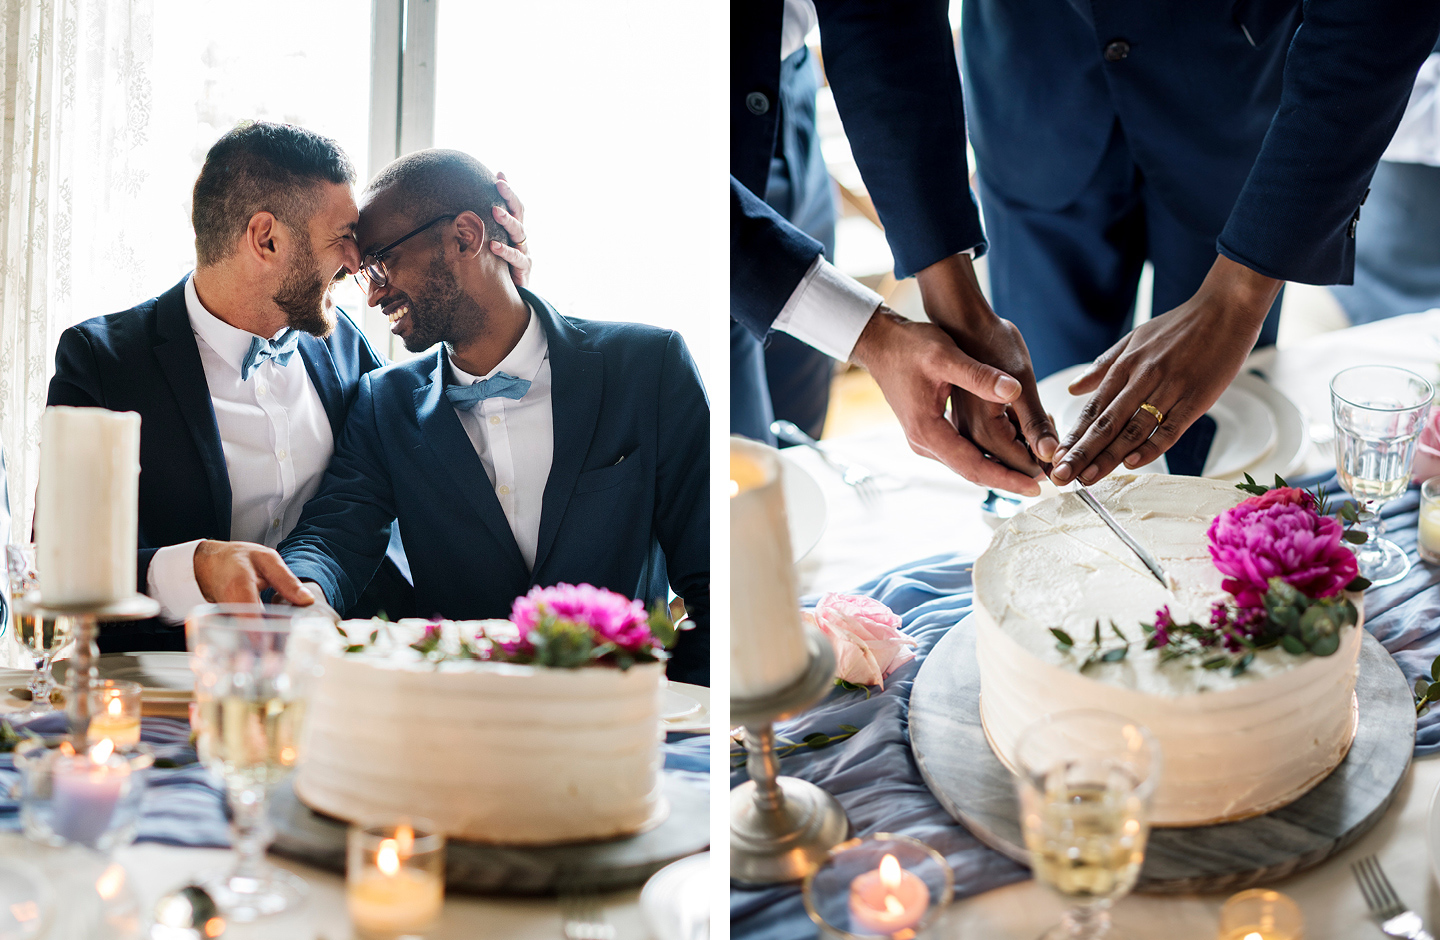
[{"left": 734, "top": 309, "right": 1440, "bottom": 939}]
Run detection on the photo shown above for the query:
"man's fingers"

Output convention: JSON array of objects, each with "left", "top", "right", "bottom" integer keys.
[
  {"left": 496, "top": 171, "right": 525, "bottom": 222},
  {"left": 911, "top": 413, "right": 1042, "bottom": 496},
  {"left": 1009, "top": 384, "right": 1059, "bottom": 462},
  {"left": 934, "top": 345, "right": 1022, "bottom": 405},
  {"left": 491, "top": 205, "right": 527, "bottom": 248},
  {"left": 1067, "top": 338, "right": 1128, "bottom": 397},
  {"left": 490, "top": 240, "right": 529, "bottom": 267},
  {"left": 251, "top": 551, "right": 313, "bottom": 606},
  {"left": 1124, "top": 403, "right": 1193, "bottom": 469}
]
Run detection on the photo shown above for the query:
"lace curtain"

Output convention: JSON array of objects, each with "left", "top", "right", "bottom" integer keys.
[{"left": 0, "top": 0, "right": 156, "bottom": 536}]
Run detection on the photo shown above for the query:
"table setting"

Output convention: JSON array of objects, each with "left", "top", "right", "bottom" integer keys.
[
  {"left": 731, "top": 309, "right": 1440, "bottom": 939},
  {"left": 0, "top": 407, "right": 712, "bottom": 940}
]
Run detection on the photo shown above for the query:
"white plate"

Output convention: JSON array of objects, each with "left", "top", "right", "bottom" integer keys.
[
  {"left": 1037, "top": 366, "right": 1308, "bottom": 482},
  {"left": 661, "top": 681, "right": 710, "bottom": 734},
  {"left": 779, "top": 452, "right": 827, "bottom": 562},
  {"left": 641, "top": 851, "right": 709, "bottom": 940},
  {"left": 55, "top": 651, "right": 193, "bottom": 701}
]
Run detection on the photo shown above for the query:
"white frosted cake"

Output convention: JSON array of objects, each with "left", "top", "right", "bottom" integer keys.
[
  {"left": 295, "top": 621, "right": 667, "bottom": 845},
  {"left": 974, "top": 474, "right": 1363, "bottom": 826}
]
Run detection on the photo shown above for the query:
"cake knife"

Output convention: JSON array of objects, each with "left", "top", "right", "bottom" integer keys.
[{"left": 1035, "top": 458, "right": 1170, "bottom": 586}]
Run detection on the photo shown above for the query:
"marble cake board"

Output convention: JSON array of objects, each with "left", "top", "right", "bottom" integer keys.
[
  {"left": 909, "top": 614, "right": 1414, "bottom": 894},
  {"left": 268, "top": 772, "right": 709, "bottom": 895}
]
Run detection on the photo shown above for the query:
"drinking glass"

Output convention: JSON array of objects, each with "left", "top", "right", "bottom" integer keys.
[
  {"left": 1013, "top": 711, "right": 1159, "bottom": 940},
  {"left": 187, "top": 604, "right": 330, "bottom": 923},
  {"left": 5, "top": 543, "right": 74, "bottom": 720},
  {"left": 1330, "top": 365, "right": 1435, "bottom": 586}
]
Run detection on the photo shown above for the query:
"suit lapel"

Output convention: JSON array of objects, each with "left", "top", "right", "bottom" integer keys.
[
  {"left": 413, "top": 352, "right": 529, "bottom": 574},
  {"left": 151, "top": 278, "right": 232, "bottom": 538},
  {"left": 529, "top": 291, "right": 602, "bottom": 576},
  {"left": 297, "top": 335, "right": 345, "bottom": 439}
]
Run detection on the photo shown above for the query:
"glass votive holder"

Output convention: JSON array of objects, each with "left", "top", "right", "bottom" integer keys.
[
  {"left": 1218, "top": 888, "right": 1303, "bottom": 940},
  {"left": 803, "top": 833, "right": 954, "bottom": 939},
  {"left": 15, "top": 737, "right": 152, "bottom": 852},
  {"left": 83, "top": 679, "right": 143, "bottom": 750},
  {"left": 1419, "top": 477, "right": 1440, "bottom": 565},
  {"left": 347, "top": 816, "right": 446, "bottom": 939}
]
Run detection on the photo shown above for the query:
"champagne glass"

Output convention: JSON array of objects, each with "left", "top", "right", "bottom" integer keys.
[
  {"left": 1331, "top": 365, "right": 1434, "bottom": 586},
  {"left": 187, "top": 604, "right": 330, "bottom": 923},
  {"left": 5, "top": 543, "right": 74, "bottom": 720},
  {"left": 1013, "top": 711, "right": 1159, "bottom": 940}
]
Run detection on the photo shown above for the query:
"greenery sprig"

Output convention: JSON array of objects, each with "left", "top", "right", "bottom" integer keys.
[
  {"left": 1414, "top": 654, "right": 1440, "bottom": 715},
  {"left": 1050, "top": 620, "right": 1135, "bottom": 673},
  {"left": 729, "top": 724, "right": 861, "bottom": 769}
]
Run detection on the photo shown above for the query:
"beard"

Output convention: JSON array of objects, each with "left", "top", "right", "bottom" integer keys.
[
  {"left": 273, "top": 236, "right": 335, "bottom": 337},
  {"left": 399, "top": 253, "right": 485, "bottom": 353}
]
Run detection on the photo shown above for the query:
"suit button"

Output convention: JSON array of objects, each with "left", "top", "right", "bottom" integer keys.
[
  {"left": 1103, "top": 39, "right": 1131, "bottom": 62},
  {"left": 745, "top": 91, "right": 770, "bottom": 115}
]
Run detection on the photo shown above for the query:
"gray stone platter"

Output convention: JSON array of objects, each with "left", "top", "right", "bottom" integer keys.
[
  {"left": 909, "top": 614, "right": 1414, "bottom": 894},
  {"left": 268, "top": 772, "right": 709, "bottom": 896}
]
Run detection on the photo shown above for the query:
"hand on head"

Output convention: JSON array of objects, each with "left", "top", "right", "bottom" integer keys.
[{"left": 489, "top": 172, "right": 532, "bottom": 288}]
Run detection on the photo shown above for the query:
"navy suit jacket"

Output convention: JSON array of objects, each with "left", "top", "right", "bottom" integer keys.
[
  {"left": 732, "top": 0, "right": 1440, "bottom": 337},
  {"left": 46, "top": 276, "right": 410, "bottom": 650},
  {"left": 277, "top": 290, "right": 710, "bottom": 650}
]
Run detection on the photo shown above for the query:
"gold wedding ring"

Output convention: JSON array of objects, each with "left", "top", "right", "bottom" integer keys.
[{"left": 1138, "top": 402, "right": 1165, "bottom": 426}]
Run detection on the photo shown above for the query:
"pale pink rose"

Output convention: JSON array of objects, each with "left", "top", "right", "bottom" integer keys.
[
  {"left": 804, "top": 593, "right": 917, "bottom": 686},
  {"left": 1415, "top": 406, "right": 1440, "bottom": 484}
]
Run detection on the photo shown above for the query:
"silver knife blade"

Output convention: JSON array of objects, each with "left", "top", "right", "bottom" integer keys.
[{"left": 1072, "top": 485, "right": 1170, "bottom": 586}]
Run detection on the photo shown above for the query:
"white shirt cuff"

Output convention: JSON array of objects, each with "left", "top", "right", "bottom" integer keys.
[
  {"left": 773, "top": 257, "right": 883, "bottom": 362},
  {"left": 146, "top": 540, "right": 208, "bottom": 624}
]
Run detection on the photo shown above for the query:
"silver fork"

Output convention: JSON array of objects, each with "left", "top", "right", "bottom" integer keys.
[
  {"left": 560, "top": 890, "right": 616, "bottom": 940},
  {"left": 1354, "top": 855, "right": 1435, "bottom": 940},
  {"left": 770, "top": 419, "right": 882, "bottom": 506}
]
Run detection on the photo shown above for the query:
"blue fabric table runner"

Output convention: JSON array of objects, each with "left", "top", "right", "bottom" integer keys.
[{"left": 731, "top": 474, "right": 1440, "bottom": 939}]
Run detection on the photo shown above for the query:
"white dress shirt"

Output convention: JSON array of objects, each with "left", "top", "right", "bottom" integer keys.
[
  {"left": 448, "top": 303, "right": 553, "bottom": 571},
  {"left": 146, "top": 276, "right": 334, "bottom": 621}
]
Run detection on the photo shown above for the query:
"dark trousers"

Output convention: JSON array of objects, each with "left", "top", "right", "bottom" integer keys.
[{"left": 980, "top": 121, "right": 1282, "bottom": 383}]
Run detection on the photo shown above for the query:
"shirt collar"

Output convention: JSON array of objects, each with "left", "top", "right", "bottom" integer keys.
[
  {"left": 185, "top": 274, "right": 290, "bottom": 377},
  {"left": 448, "top": 301, "right": 548, "bottom": 386}
]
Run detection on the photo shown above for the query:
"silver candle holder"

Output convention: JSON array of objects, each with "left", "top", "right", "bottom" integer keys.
[
  {"left": 731, "top": 623, "right": 852, "bottom": 885},
  {"left": 16, "top": 592, "right": 160, "bottom": 747}
]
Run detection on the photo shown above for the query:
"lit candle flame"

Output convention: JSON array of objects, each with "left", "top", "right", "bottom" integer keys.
[
  {"left": 377, "top": 839, "right": 401, "bottom": 876},
  {"left": 95, "top": 864, "right": 125, "bottom": 900},
  {"left": 879, "top": 853, "right": 902, "bottom": 890},
  {"left": 204, "top": 917, "right": 226, "bottom": 938},
  {"left": 90, "top": 738, "right": 114, "bottom": 763},
  {"left": 884, "top": 894, "right": 905, "bottom": 916},
  {"left": 279, "top": 746, "right": 296, "bottom": 765},
  {"left": 108, "top": 695, "right": 123, "bottom": 717},
  {"left": 396, "top": 823, "right": 415, "bottom": 857},
  {"left": 1244, "top": 934, "right": 1262, "bottom": 940}
]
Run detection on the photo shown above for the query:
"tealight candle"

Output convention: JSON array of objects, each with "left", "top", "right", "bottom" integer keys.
[
  {"left": 1218, "top": 888, "right": 1302, "bottom": 940},
  {"left": 85, "top": 680, "right": 142, "bottom": 749},
  {"left": 347, "top": 818, "right": 445, "bottom": 939},
  {"left": 1419, "top": 478, "right": 1440, "bottom": 564},
  {"left": 51, "top": 738, "right": 131, "bottom": 847},
  {"left": 848, "top": 853, "right": 930, "bottom": 935}
]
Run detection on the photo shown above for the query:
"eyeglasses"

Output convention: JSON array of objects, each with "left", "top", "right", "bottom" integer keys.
[{"left": 356, "top": 213, "right": 458, "bottom": 289}]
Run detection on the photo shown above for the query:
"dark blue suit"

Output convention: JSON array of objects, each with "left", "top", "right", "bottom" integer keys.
[
  {"left": 732, "top": 0, "right": 1440, "bottom": 380},
  {"left": 46, "top": 276, "right": 412, "bottom": 652},
  {"left": 277, "top": 290, "right": 711, "bottom": 683}
]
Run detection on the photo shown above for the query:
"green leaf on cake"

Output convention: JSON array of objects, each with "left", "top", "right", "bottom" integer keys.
[
  {"left": 1092, "top": 621, "right": 1102, "bottom": 647},
  {"left": 344, "top": 644, "right": 366, "bottom": 653},
  {"left": 1202, "top": 656, "right": 1229, "bottom": 670},
  {"left": 1110, "top": 622, "right": 1127, "bottom": 642},
  {"left": 1050, "top": 628, "right": 1074, "bottom": 650},
  {"left": 1281, "top": 635, "right": 1307, "bottom": 655},
  {"left": 1309, "top": 633, "right": 1340, "bottom": 657},
  {"left": 1347, "top": 576, "right": 1372, "bottom": 592},
  {"left": 1231, "top": 652, "right": 1255, "bottom": 676},
  {"left": 1101, "top": 647, "right": 1127, "bottom": 663}
]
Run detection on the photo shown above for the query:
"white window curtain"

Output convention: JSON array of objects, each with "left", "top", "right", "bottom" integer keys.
[{"left": 0, "top": 0, "right": 156, "bottom": 534}]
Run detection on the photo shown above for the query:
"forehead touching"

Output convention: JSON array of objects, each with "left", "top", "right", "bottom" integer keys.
[
  {"left": 356, "top": 185, "right": 411, "bottom": 255},
  {"left": 312, "top": 181, "right": 360, "bottom": 235}
]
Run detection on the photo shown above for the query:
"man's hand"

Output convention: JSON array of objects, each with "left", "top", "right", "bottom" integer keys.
[
  {"left": 914, "top": 254, "right": 1059, "bottom": 478},
  {"left": 1051, "top": 255, "right": 1281, "bottom": 485},
  {"left": 850, "top": 306, "right": 1045, "bottom": 496},
  {"left": 489, "top": 171, "right": 532, "bottom": 288},
  {"left": 193, "top": 540, "right": 315, "bottom": 607}
]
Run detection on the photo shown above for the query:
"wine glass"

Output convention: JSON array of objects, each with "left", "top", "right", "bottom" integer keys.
[
  {"left": 187, "top": 603, "right": 330, "bottom": 923},
  {"left": 5, "top": 543, "right": 74, "bottom": 721},
  {"left": 1330, "top": 365, "right": 1434, "bottom": 586},
  {"left": 1013, "top": 711, "right": 1159, "bottom": 940}
]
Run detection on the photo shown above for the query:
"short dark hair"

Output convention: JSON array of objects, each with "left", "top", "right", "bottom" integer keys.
[
  {"left": 363, "top": 149, "right": 509, "bottom": 248},
  {"left": 192, "top": 121, "right": 355, "bottom": 267}
]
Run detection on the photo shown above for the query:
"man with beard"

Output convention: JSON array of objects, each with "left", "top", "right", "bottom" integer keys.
[
  {"left": 196, "top": 149, "right": 711, "bottom": 683},
  {"left": 44, "top": 123, "right": 531, "bottom": 652}
]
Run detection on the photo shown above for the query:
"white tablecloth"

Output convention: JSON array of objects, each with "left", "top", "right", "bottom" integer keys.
[{"left": 785, "top": 309, "right": 1440, "bottom": 939}]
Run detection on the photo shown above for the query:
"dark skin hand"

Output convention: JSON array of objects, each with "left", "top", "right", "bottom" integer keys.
[{"left": 1051, "top": 255, "right": 1282, "bottom": 485}]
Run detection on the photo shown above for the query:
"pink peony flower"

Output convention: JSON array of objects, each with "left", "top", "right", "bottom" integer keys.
[
  {"left": 804, "top": 593, "right": 917, "bottom": 687},
  {"left": 509, "top": 583, "right": 655, "bottom": 653},
  {"left": 1415, "top": 406, "right": 1440, "bottom": 484},
  {"left": 1206, "top": 493, "right": 1358, "bottom": 609}
]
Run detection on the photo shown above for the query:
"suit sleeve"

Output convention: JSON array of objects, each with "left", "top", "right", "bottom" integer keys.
[
  {"left": 730, "top": 176, "right": 826, "bottom": 338},
  {"left": 653, "top": 332, "right": 709, "bottom": 634},
  {"left": 1218, "top": 0, "right": 1440, "bottom": 284},
  {"left": 46, "top": 327, "right": 159, "bottom": 590},
  {"left": 278, "top": 373, "right": 397, "bottom": 613},
  {"left": 814, "top": 0, "right": 985, "bottom": 279}
]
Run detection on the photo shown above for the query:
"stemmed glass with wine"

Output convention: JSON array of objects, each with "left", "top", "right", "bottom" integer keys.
[{"left": 4, "top": 543, "right": 73, "bottom": 720}]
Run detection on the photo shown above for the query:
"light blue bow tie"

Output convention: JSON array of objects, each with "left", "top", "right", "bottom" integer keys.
[
  {"left": 445, "top": 372, "right": 532, "bottom": 410},
  {"left": 240, "top": 329, "right": 300, "bottom": 381}
]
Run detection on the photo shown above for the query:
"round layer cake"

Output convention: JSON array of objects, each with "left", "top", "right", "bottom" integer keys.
[
  {"left": 295, "top": 621, "right": 667, "bottom": 845},
  {"left": 974, "top": 474, "right": 1364, "bottom": 826}
]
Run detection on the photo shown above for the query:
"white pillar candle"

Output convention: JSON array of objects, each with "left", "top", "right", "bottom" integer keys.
[
  {"left": 730, "top": 438, "right": 809, "bottom": 699},
  {"left": 36, "top": 407, "right": 141, "bottom": 606}
]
